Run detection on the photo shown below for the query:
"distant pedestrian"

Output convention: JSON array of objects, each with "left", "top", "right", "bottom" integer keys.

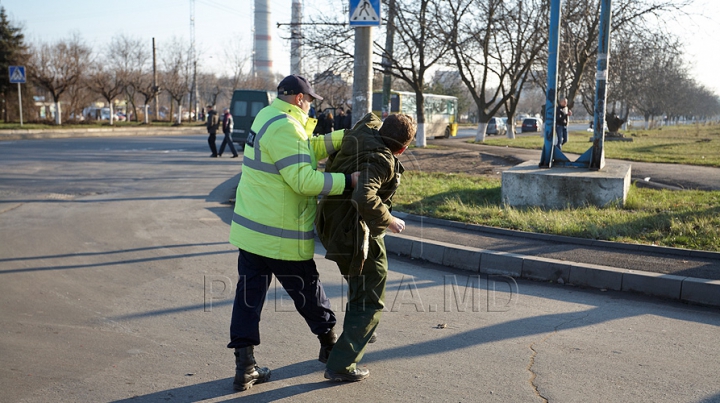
[
  {"left": 556, "top": 98, "right": 572, "bottom": 149},
  {"left": 343, "top": 108, "right": 352, "bottom": 129},
  {"left": 206, "top": 105, "right": 220, "bottom": 157},
  {"left": 218, "top": 108, "right": 239, "bottom": 158},
  {"left": 322, "top": 111, "right": 335, "bottom": 134},
  {"left": 334, "top": 108, "right": 346, "bottom": 131}
]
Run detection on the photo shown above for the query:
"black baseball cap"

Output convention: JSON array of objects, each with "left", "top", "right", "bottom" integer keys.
[{"left": 277, "top": 74, "right": 323, "bottom": 101}]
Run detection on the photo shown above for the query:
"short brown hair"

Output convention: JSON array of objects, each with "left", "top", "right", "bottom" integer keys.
[{"left": 379, "top": 114, "right": 416, "bottom": 152}]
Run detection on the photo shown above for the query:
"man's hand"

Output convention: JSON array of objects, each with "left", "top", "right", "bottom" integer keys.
[
  {"left": 388, "top": 217, "right": 406, "bottom": 233},
  {"left": 350, "top": 171, "right": 360, "bottom": 188}
]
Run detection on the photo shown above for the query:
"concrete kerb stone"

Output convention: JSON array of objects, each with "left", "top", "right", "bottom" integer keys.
[
  {"left": 521, "top": 257, "right": 571, "bottom": 284},
  {"left": 567, "top": 262, "right": 624, "bottom": 291},
  {"left": 442, "top": 245, "right": 482, "bottom": 272},
  {"left": 680, "top": 278, "right": 720, "bottom": 307},
  {"left": 621, "top": 271, "right": 686, "bottom": 301},
  {"left": 385, "top": 232, "right": 720, "bottom": 308},
  {"left": 479, "top": 251, "right": 524, "bottom": 277}
]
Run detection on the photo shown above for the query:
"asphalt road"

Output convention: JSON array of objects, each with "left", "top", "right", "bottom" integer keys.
[{"left": 1, "top": 135, "right": 720, "bottom": 402}]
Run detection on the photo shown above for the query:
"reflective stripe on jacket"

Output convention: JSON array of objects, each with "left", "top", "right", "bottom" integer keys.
[{"left": 229, "top": 98, "right": 346, "bottom": 261}]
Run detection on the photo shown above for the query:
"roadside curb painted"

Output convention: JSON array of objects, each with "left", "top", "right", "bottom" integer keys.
[{"left": 385, "top": 230, "right": 720, "bottom": 309}]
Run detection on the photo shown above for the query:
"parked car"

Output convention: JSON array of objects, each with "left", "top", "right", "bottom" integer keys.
[
  {"left": 487, "top": 117, "right": 507, "bottom": 136},
  {"left": 521, "top": 117, "right": 543, "bottom": 132}
]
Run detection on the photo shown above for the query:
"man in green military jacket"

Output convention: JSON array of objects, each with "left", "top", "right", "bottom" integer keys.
[{"left": 316, "top": 112, "right": 416, "bottom": 382}]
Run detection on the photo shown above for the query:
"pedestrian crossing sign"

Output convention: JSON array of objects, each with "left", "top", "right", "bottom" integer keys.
[
  {"left": 349, "top": 0, "right": 381, "bottom": 26},
  {"left": 9, "top": 66, "right": 26, "bottom": 84}
]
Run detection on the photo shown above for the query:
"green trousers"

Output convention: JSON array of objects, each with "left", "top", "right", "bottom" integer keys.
[{"left": 325, "top": 236, "right": 388, "bottom": 373}]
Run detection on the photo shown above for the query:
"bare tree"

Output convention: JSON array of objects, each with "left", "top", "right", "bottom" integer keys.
[
  {"left": 86, "top": 59, "right": 124, "bottom": 125},
  {"left": 532, "top": 0, "right": 693, "bottom": 112},
  {"left": 442, "top": 0, "right": 513, "bottom": 141},
  {"left": 160, "top": 38, "right": 190, "bottom": 125},
  {"left": 108, "top": 35, "right": 149, "bottom": 122},
  {"left": 377, "top": 0, "right": 450, "bottom": 146},
  {"left": 223, "top": 37, "right": 252, "bottom": 91},
  {"left": 27, "top": 33, "right": 91, "bottom": 125}
]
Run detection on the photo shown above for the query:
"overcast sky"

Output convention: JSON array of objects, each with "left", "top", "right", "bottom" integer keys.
[{"left": 3, "top": 0, "right": 719, "bottom": 94}]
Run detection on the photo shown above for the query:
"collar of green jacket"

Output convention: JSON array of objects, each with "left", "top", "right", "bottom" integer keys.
[
  {"left": 271, "top": 98, "right": 319, "bottom": 135},
  {"left": 344, "top": 112, "right": 389, "bottom": 154}
]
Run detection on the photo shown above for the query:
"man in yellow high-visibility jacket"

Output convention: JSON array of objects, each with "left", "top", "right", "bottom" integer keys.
[{"left": 227, "top": 74, "right": 358, "bottom": 392}]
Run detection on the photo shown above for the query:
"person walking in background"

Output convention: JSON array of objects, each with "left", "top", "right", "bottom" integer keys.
[
  {"left": 322, "top": 111, "right": 335, "bottom": 134},
  {"left": 227, "top": 74, "right": 360, "bottom": 392},
  {"left": 316, "top": 112, "right": 416, "bottom": 382},
  {"left": 335, "top": 108, "right": 346, "bottom": 131},
  {"left": 343, "top": 108, "right": 352, "bottom": 129},
  {"left": 206, "top": 105, "right": 220, "bottom": 157},
  {"left": 218, "top": 108, "right": 239, "bottom": 158},
  {"left": 313, "top": 109, "right": 325, "bottom": 135},
  {"left": 556, "top": 98, "right": 572, "bottom": 149}
]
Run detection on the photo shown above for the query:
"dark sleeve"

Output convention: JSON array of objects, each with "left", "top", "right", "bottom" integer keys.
[{"left": 351, "top": 155, "right": 394, "bottom": 235}]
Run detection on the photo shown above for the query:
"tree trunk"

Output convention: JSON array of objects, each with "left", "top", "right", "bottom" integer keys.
[
  {"left": 475, "top": 122, "right": 488, "bottom": 142},
  {"left": 54, "top": 101, "right": 62, "bottom": 125},
  {"left": 176, "top": 102, "right": 182, "bottom": 125},
  {"left": 506, "top": 114, "right": 516, "bottom": 139},
  {"left": 109, "top": 102, "right": 114, "bottom": 126}
]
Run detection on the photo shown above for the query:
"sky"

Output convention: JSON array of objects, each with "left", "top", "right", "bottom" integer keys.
[{"left": 2, "top": 0, "right": 719, "bottom": 94}]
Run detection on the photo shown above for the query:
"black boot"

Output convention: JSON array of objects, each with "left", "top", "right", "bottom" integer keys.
[
  {"left": 317, "top": 329, "right": 337, "bottom": 364},
  {"left": 324, "top": 367, "right": 370, "bottom": 382},
  {"left": 233, "top": 346, "right": 271, "bottom": 391}
]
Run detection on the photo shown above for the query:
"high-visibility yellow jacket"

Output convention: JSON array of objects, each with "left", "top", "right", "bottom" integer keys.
[{"left": 229, "top": 98, "right": 346, "bottom": 261}]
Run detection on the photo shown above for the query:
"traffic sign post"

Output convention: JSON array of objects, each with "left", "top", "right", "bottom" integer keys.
[
  {"left": 9, "top": 66, "right": 26, "bottom": 127},
  {"left": 349, "top": 0, "right": 381, "bottom": 126}
]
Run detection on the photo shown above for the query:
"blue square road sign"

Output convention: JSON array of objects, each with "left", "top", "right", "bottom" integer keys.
[
  {"left": 349, "top": 0, "right": 381, "bottom": 26},
  {"left": 9, "top": 66, "right": 26, "bottom": 84}
]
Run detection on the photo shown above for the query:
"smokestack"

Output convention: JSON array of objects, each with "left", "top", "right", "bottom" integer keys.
[{"left": 254, "top": 0, "right": 273, "bottom": 78}]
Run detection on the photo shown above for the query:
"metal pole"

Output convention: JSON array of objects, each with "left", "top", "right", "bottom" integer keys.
[
  {"left": 17, "top": 83, "right": 23, "bottom": 127},
  {"left": 290, "top": 0, "right": 303, "bottom": 74},
  {"left": 539, "top": 0, "right": 562, "bottom": 168},
  {"left": 381, "top": 0, "right": 396, "bottom": 118},
  {"left": 352, "top": 27, "right": 373, "bottom": 127},
  {"left": 590, "top": 0, "right": 612, "bottom": 170},
  {"left": 153, "top": 38, "right": 159, "bottom": 122}
]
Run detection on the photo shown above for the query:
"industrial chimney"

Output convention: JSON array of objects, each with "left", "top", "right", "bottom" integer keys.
[{"left": 253, "top": 0, "right": 273, "bottom": 78}]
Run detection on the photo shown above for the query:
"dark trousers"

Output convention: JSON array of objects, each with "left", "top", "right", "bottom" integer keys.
[
  {"left": 228, "top": 248, "right": 337, "bottom": 348},
  {"left": 326, "top": 236, "right": 387, "bottom": 373},
  {"left": 556, "top": 125, "right": 568, "bottom": 148},
  {"left": 208, "top": 133, "right": 218, "bottom": 156},
  {"left": 218, "top": 132, "right": 238, "bottom": 156}
]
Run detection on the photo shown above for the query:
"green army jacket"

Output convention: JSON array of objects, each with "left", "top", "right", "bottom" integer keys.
[{"left": 316, "top": 112, "right": 404, "bottom": 275}]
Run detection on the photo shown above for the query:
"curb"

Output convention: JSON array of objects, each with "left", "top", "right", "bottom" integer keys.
[
  {"left": 0, "top": 126, "right": 204, "bottom": 141},
  {"left": 384, "top": 232, "right": 720, "bottom": 309}
]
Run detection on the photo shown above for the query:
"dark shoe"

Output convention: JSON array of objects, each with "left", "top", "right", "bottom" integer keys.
[
  {"left": 368, "top": 332, "right": 378, "bottom": 344},
  {"left": 218, "top": 153, "right": 223, "bottom": 157},
  {"left": 231, "top": 155, "right": 239, "bottom": 158},
  {"left": 317, "top": 329, "right": 337, "bottom": 364},
  {"left": 233, "top": 346, "right": 271, "bottom": 391},
  {"left": 210, "top": 154, "right": 218, "bottom": 158},
  {"left": 324, "top": 367, "right": 370, "bottom": 382}
]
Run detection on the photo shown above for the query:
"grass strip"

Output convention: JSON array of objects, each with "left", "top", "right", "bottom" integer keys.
[{"left": 394, "top": 171, "right": 720, "bottom": 251}]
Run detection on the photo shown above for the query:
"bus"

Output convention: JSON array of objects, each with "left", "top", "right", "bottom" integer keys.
[
  {"left": 372, "top": 90, "right": 458, "bottom": 138},
  {"left": 229, "top": 90, "right": 276, "bottom": 148}
]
